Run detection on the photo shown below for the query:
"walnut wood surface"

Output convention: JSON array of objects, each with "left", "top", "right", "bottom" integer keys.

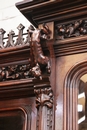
[{"left": 0, "top": 1, "right": 87, "bottom": 130}]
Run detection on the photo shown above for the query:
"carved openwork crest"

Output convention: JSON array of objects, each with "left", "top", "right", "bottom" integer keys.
[{"left": 0, "top": 23, "right": 52, "bottom": 81}]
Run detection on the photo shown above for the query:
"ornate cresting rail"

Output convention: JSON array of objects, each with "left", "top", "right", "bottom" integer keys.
[{"left": 0, "top": 23, "right": 54, "bottom": 130}]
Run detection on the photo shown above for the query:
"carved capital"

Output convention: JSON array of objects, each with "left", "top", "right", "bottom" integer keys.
[
  {"left": 34, "top": 88, "right": 53, "bottom": 108},
  {"left": 34, "top": 84, "right": 54, "bottom": 130}
]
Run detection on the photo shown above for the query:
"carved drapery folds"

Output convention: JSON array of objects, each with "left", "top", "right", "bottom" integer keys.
[
  {"left": 34, "top": 87, "right": 53, "bottom": 130},
  {"left": 55, "top": 19, "right": 87, "bottom": 40}
]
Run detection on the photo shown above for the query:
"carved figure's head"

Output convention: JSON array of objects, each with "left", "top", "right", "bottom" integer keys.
[{"left": 31, "top": 64, "right": 42, "bottom": 79}]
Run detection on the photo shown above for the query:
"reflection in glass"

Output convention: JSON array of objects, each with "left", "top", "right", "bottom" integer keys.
[
  {"left": 78, "top": 74, "right": 87, "bottom": 130},
  {"left": 0, "top": 109, "right": 25, "bottom": 130}
]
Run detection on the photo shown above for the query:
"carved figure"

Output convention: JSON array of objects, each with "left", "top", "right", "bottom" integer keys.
[{"left": 29, "top": 24, "right": 51, "bottom": 79}]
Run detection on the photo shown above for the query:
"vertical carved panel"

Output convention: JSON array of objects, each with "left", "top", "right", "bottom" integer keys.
[{"left": 34, "top": 87, "right": 53, "bottom": 130}]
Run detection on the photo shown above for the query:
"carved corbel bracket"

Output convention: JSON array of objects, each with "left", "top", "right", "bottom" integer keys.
[
  {"left": 34, "top": 87, "right": 53, "bottom": 108},
  {"left": 29, "top": 22, "right": 54, "bottom": 80},
  {"left": 34, "top": 79, "right": 54, "bottom": 130}
]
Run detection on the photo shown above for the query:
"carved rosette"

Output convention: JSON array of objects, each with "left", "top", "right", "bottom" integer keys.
[{"left": 34, "top": 88, "right": 53, "bottom": 130}]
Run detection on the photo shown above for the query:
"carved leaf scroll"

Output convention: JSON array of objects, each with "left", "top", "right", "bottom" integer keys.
[
  {"left": 55, "top": 19, "right": 87, "bottom": 40},
  {"left": 0, "top": 64, "right": 33, "bottom": 82},
  {"left": 34, "top": 88, "right": 53, "bottom": 108}
]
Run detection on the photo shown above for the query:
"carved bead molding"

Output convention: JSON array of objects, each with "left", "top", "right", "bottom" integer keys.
[
  {"left": 34, "top": 85, "right": 54, "bottom": 130},
  {"left": 64, "top": 60, "right": 87, "bottom": 130},
  {"left": 55, "top": 19, "right": 87, "bottom": 40}
]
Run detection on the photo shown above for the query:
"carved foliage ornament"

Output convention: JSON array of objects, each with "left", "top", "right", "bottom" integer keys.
[
  {"left": 34, "top": 88, "right": 53, "bottom": 108},
  {"left": 55, "top": 19, "right": 87, "bottom": 40},
  {"left": 0, "top": 64, "right": 34, "bottom": 81}
]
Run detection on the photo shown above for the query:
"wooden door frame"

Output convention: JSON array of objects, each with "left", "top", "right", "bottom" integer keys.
[{"left": 64, "top": 60, "right": 87, "bottom": 130}]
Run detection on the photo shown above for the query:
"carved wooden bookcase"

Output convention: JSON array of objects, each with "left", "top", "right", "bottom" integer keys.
[{"left": 1, "top": 0, "right": 87, "bottom": 130}]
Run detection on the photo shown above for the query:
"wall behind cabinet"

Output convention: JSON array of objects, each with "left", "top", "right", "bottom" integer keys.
[{"left": 0, "top": 0, "right": 30, "bottom": 36}]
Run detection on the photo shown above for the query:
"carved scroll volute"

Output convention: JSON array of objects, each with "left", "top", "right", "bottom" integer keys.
[
  {"left": 0, "top": 28, "right": 6, "bottom": 48},
  {"left": 15, "top": 23, "right": 25, "bottom": 45},
  {"left": 34, "top": 87, "right": 53, "bottom": 130}
]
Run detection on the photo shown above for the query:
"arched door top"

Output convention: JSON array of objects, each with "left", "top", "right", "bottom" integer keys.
[{"left": 64, "top": 60, "right": 87, "bottom": 130}]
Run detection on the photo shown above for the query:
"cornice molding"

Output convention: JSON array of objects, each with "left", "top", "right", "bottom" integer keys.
[
  {"left": 0, "top": 76, "right": 50, "bottom": 100},
  {"left": 0, "top": 45, "right": 30, "bottom": 66},
  {"left": 16, "top": 0, "right": 87, "bottom": 27},
  {"left": 54, "top": 35, "right": 87, "bottom": 57}
]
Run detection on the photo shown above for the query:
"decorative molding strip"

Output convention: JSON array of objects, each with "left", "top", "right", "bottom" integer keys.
[
  {"left": 16, "top": 1, "right": 87, "bottom": 27},
  {"left": 54, "top": 35, "right": 87, "bottom": 57},
  {"left": 0, "top": 76, "right": 50, "bottom": 99}
]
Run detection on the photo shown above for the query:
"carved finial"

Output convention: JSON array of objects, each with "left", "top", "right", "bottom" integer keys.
[
  {"left": 17, "top": 23, "right": 25, "bottom": 30},
  {"left": 15, "top": 23, "right": 25, "bottom": 45},
  {"left": 5, "top": 30, "right": 15, "bottom": 48},
  {"left": 0, "top": 28, "right": 6, "bottom": 48}
]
